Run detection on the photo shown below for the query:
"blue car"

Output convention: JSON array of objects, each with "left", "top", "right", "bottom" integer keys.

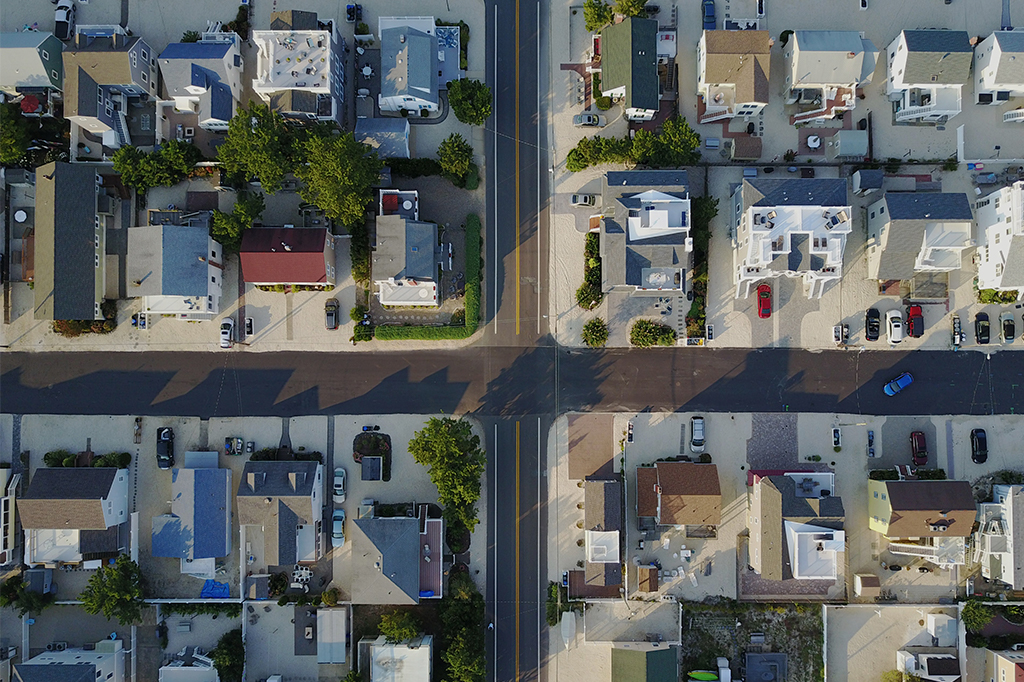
[
  {"left": 883, "top": 372, "right": 914, "bottom": 396},
  {"left": 702, "top": 0, "right": 716, "bottom": 30}
]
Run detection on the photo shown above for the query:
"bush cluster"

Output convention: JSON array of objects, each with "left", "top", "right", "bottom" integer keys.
[
  {"left": 575, "top": 233, "right": 603, "bottom": 310},
  {"left": 112, "top": 140, "right": 203, "bottom": 193},
  {"left": 629, "top": 319, "right": 676, "bottom": 348},
  {"left": 566, "top": 116, "right": 702, "bottom": 172},
  {"left": 388, "top": 157, "right": 444, "bottom": 178},
  {"left": 581, "top": 318, "right": 608, "bottom": 347}
]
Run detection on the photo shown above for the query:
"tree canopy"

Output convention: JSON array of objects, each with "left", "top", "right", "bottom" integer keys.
[
  {"left": 210, "top": 628, "right": 245, "bottom": 682},
  {"left": 614, "top": 0, "right": 648, "bottom": 17},
  {"left": 294, "top": 131, "right": 380, "bottom": 227},
  {"left": 438, "top": 133, "right": 474, "bottom": 182},
  {"left": 211, "top": 190, "right": 265, "bottom": 252},
  {"left": 582, "top": 318, "right": 609, "bottom": 347},
  {"left": 112, "top": 140, "right": 202, "bottom": 192},
  {"left": 379, "top": 610, "right": 421, "bottom": 643},
  {"left": 446, "top": 79, "right": 493, "bottom": 126},
  {"left": 79, "top": 555, "right": 146, "bottom": 625},
  {"left": 217, "top": 102, "right": 293, "bottom": 193},
  {"left": 0, "top": 574, "right": 56, "bottom": 616},
  {"left": 0, "top": 103, "right": 31, "bottom": 165},
  {"left": 440, "top": 572, "right": 486, "bottom": 682},
  {"left": 962, "top": 599, "right": 996, "bottom": 633},
  {"left": 567, "top": 116, "right": 701, "bottom": 172},
  {"left": 584, "top": 0, "right": 614, "bottom": 31},
  {"left": 408, "top": 417, "right": 486, "bottom": 535},
  {"left": 630, "top": 319, "right": 676, "bottom": 348}
]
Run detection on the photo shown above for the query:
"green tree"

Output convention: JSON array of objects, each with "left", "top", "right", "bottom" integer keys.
[
  {"left": 379, "top": 610, "right": 421, "bottom": 643},
  {"left": 79, "top": 555, "right": 146, "bottom": 626},
  {"left": 295, "top": 131, "right": 381, "bottom": 226},
  {"left": 615, "top": 0, "right": 648, "bottom": 17},
  {"left": 112, "top": 141, "right": 202, "bottom": 192},
  {"left": 650, "top": 115, "right": 701, "bottom": 167},
  {"left": 408, "top": 418, "right": 486, "bottom": 535},
  {"left": 438, "top": 133, "right": 474, "bottom": 182},
  {"left": 628, "top": 128, "right": 658, "bottom": 166},
  {"left": 963, "top": 599, "right": 996, "bottom": 633},
  {"left": 439, "top": 572, "right": 486, "bottom": 682},
  {"left": 218, "top": 102, "right": 292, "bottom": 193},
  {"left": 210, "top": 628, "right": 245, "bottom": 682},
  {"left": 629, "top": 319, "right": 676, "bottom": 348},
  {"left": 0, "top": 574, "right": 56, "bottom": 616},
  {"left": 881, "top": 671, "right": 921, "bottom": 682},
  {"left": 584, "top": 0, "right": 614, "bottom": 31},
  {"left": 211, "top": 191, "right": 264, "bottom": 252},
  {"left": 0, "top": 103, "right": 31, "bottom": 165},
  {"left": 581, "top": 318, "right": 609, "bottom": 347},
  {"left": 181, "top": 30, "right": 201, "bottom": 42},
  {"left": 446, "top": 79, "right": 493, "bottom": 126},
  {"left": 444, "top": 629, "right": 487, "bottom": 682}
]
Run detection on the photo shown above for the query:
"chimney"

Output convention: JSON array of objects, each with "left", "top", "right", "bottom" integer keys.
[
  {"left": 400, "top": 34, "right": 406, "bottom": 43},
  {"left": 198, "top": 256, "right": 206, "bottom": 263},
  {"left": 847, "top": 52, "right": 856, "bottom": 58}
]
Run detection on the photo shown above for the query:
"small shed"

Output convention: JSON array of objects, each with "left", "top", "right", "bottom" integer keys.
[
  {"left": 827, "top": 130, "right": 869, "bottom": 160},
  {"left": 854, "top": 573, "right": 881, "bottom": 598},
  {"left": 730, "top": 136, "right": 763, "bottom": 161}
]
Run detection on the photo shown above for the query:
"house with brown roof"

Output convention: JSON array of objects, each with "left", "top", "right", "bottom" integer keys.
[
  {"left": 237, "top": 461, "right": 324, "bottom": 568},
  {"left": 568, "top": 477, "right": 624, "bottom": 599},
  {"left": 697, "top": 31, "right": 770, "bottom": 125},
  {"left": 868, "top": 478, "right": 976, "bottom": 566},
  {"left": 18, "top": 468, "right": 129, "bottom": 567},
  {"left": 239, "top": 227, "right": 336, "bottom": 287},
  {"left": 747, "top": 472, "right": 844, "bottom": 584},
  {"left": 566, "top": 414, "right": 614, "bottom": 481},
  {"left": 636, "top": 462, "right": 720, "bottom": 531}
]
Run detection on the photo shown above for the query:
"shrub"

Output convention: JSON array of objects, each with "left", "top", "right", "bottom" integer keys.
[
  {"left": 350, "top": 221, "right": 371, "bottom": 284},
  {"left": 44, "top": 450, "right": 72, "bottom": 468},
  {"left": 352, "top": 324, "right": 374, "bottom": 342},
  {"left": 595, "top": 96, "right": 612, "bottom": 111},
  {"left": 181, "top": 30, "right": 201, "bottom": 42},
  {"left": 575, "top": 234, "right": 604, "bottom": 309},
  {"left": 779, "top": 30, "right": 793, "bottom": 46},
  {"left": 321, "top": 587, "right": 339, "bottom": 607},
  {"left": 356, "top": 22, "right": 370, "bottom": 35},
  {"left": 380, "top": 610, "right": 421, "bottom": 643},
  {"left": 584, "top": 0, "right": 614, "bottom": 31},
  {"left": 942, "top": 156, "right": 959, "bottom": 172},
  {"left": 978, "top": 289, "right": 1018, "bottom": 304},
  {"left": 446, "top": 79, "right": 492, "bottom": 126},
  {"left": 963, "top": 599, "right": 995, "bottom": 633},
  {"left": 350, "top": 304, "right": 368, "bottom": 322},
  {"left": 464, "top": 163, "right": 479, "bottom": 190},
  {"left": 581, "top": 318, "right": 608, "bottom": 347},
  {"left": 388, "top": 157, "right": 443, "bottom": 178},
  {"left": 210, "top": 628, "right": 245, "bottom": 682},
  {"left": 629, "top": 319, "right": 676, "bottom": 348}
]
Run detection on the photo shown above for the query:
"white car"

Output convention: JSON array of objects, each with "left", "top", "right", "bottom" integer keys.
[
  {"left": 333, "top": 467, "right": 347, "bottom": 504},
  {"left": 54, "top": 0, "right": 76, "bottom": 41},
  {"left": 571, "top": 194, "right": 597, "bottom": 208},
  {"left": 219, "top": 318, "right": 234, "bottom": 348},
  {"left": 332, "top": 509, "right": 346, "bottom": 548},
  {"left": 885, "top": 310, "right": 904, "bottom": 345},
  {"left": 690, "top": 416, "right": 706, "bottom": 454}
]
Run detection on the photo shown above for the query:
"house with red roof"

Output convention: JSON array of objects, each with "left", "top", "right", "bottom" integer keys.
[{"left": 239, "top": 227, "right": 337, "bottom": 286}]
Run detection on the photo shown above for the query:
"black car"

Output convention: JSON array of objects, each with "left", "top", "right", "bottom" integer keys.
[
  {"left": 971, "top": 428, "right": 988, "bottom": 464},
  {"left": 865, "top": 308, "right": 880, "bottom": 341},
  {"left": 156, "top": 427, "right": 174, "bottom": 469},
  {"left": 976, "top": 312, "right": 991, "bottom": 344},
  {"left": 325, "top": 298, "right": 339, "bottom": 330}
]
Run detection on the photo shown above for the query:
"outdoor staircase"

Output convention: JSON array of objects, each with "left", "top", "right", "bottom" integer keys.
[
  {"left": 114, "top": 110, "right": 132, "bottom": 147},
  {"left": 886, "top": 541, "right": 938, "bottom": 558},
  {"left": 1004, "top": 108, "right": 1024, "bottom": 123}
]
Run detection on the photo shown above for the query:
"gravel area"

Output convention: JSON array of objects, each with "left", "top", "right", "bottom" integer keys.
[{"left": 745, "top": 414, "right": 800, "bottom": 469}]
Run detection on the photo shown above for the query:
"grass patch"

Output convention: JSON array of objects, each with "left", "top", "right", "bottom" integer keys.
[{"left": 375, "top": 214, "right": 481, "bottom": 340}]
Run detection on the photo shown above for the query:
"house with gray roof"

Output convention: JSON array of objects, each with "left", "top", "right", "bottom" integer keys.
[
  {"left": 18, "top": 467, "right": 129, "bottom": 567},
  {"left": 156, "top": 34, "right": 242, "bottom": 155},
  {"left": 730, "top": 178, "right": 851, "bottom": 298},
  {"left": 237, "top": 461, "right": 324, "bottom": 567},
  {"left": 886, "top": 30, "right": 972, "bottom": 123},
  {"left": 355, "top": 117, "right": 411, "bottom": 159},
  {"left": 975, "top": 181, "right": 1024, "bottom": 291},
  {"left": 748, "top": 472, "right": 844, "bottom": 587},
  {"left": 14, "top": 640, "right": 125, "bottom": 682},
  {"left": 600, "top": 17, "right": 659, "bottom": 121},
  {"left": 372, "top": 215, "right": 439, "bottom": 306},
  {"left": 697, "top": 30, "right": 770, "bottom": 124},
  {"left": 865, "top": 192, "right": 974, "bottom": 282},
  {"left": 974, "top": 31, "right": 1024, "bottom": 107},
  {"left": 378, "top": 23, "right": 440, "bottom": 114},
  {"left": 350, "top": 505, "right": 444, "bottom": 604},
  {"left": 599, "top": 170, "right": 691, "bottom": 297},
  {"left": 152, "top": 465, "right": 232, "bottom": 578},
  {"left": 252, "top": 11, "right": 346, "bottom": 124},
  {"left": 32, "top": 162, "right": 117, "bottom": 321},
  {"left": 63, "top": 27, "right": 157, "bottom": 152},
  {"left": 785, "top": 31, "right": 878, "bottom": 125},
  {"left": 975, "top": 484, "right": 1024, "bottom": 590},
  {"left": 127, "top": 214, "right": 224, "bottom": 319},
  {"left": 578, "top": 477, "right": 623, "bottom": 595},
  {"left": 0, "top": 32, "right": 64, "bottom": 117}
]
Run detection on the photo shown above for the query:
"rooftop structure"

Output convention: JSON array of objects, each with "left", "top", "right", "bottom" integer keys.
[
  {"left": 0, "top": 32, "right": 64, "bottom": 116},
  {"left": 15, "top": 640, "right": 125, "bottom": 682},
  {"left": 370, "top": 634, "right": 432, "bottom": 682},
  {"left": 697, "top": 30, "right": 770, "bottom": 124},
  {"left": 975, "top": 484, "right": 1024, "bottom": 589},
  {"left": 236, "top": 461, "right": 324, "bottom": 566},
  {"left": 868, "top": 479, "right": 976, "bottom": 566},
  {"left": 378, "top": 18, "right": 440, "bottom": 114},
  {"left": 152, "top": 466, "right": 233, "bottom": 578},
  {"left": 974, "top": 31, "right": 1024, "bottom": 105},
  {"left": 636, "top": 461, "right": 721, "bottom": 528},
  {"left": 356, "top": 118, "right": 411, "bottom": 159},
  {"left": 975, "top": 181, "right": 1024, "bottom": 291},
  {"left": 350, "top": 506, "right": 443, "bottom": 604},
  {"left": 886, "top": 30, "right": 972, "bottom": 123},
  {"left": 372, "top": 215, "right": 439, "bottom": 306},
  {"left": 600, "top": 17, "right": 660, "bottom": 121},
  {"left": 866, "top": 192, "right": 974, "bottom": 281},
  {"left": 786, "top": 31, "right": 878, "bottom": 124},
  {"left": 239, "top": 227, "right": 336, "bottom": 286}
]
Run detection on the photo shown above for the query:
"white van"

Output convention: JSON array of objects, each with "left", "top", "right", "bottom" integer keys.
[{"left": 690, "top": 416, "right": 706, "bottom": 453}]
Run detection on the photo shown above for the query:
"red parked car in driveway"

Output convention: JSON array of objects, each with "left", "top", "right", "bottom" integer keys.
[
  {"left": 906, "top": 305, "right": 924, "bottom": 338},
  {"left": 757, "top": 283, "right": 772, "bottom": 319},
  {"left": 910, "top": 431, "right": 928, "bottom": 466}
]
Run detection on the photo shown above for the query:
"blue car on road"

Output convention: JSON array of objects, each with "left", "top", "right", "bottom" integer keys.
[
  {"left": 883, "top": 372, "right": 914, "bottom": 396},
  {"left": 702, "top": 0, "right": 715, "bottom": 30}
]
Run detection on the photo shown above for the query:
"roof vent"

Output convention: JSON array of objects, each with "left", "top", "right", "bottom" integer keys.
[{"left": 400, "top": 34, "right": 406, "bottom": 43}]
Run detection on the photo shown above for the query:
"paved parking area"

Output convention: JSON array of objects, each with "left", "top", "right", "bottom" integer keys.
[
  {"left": 582, "top": 601, "right": 679, "bottom": 643},
  {"left": 244, "top": 602, "right": 320, "bottom": 682}
]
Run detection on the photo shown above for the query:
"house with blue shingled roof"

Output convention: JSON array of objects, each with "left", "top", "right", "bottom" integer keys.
[{"left": 152, "top": 462, "right": 232, "bottom": 578}]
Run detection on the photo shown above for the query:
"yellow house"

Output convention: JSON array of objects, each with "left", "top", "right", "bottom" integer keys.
[
  {"left": 868, "top": 478, "right": 976, "bottom": 566},
  {"left": 985, "top": 649, "right": 1024, "bottom": 682}
]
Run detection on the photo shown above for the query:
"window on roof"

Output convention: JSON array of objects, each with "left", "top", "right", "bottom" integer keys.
[
  {"left": 142, "top": 72, "right": 148, "bottom": 83},
  {"left": 132, "top": 52, "right": 137, "bottom": 68},
  {"left": 880, "top": 206, "right": 885, "bottom": 214},
  {"left": 51, "top": 69, "right": 59, "bottom": 80},
  {"left": 41, "top": 49, "right": 50, "bottom": 60},
  {"left": 141, "top": 49, "right": 148, "bottom": 61}
]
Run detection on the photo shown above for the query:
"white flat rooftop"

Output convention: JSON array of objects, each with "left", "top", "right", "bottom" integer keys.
[
  {"left": 253, "top": 30, "right": 331, "bottom": 92},
  {"left": 586, "top": 530, "right": 620, "bottom": 564},
  {"left": 28, "top": 528, "right": 82, "bottom": 564},
  {"left": 786, "top": 522, "right": 843, "bottom": 580}
]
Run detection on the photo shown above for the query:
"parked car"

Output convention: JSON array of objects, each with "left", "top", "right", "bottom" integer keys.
[
  {"left": 156, "top": 427, "right": 175, "bottom": 469},
  {"left": 865, "top": 308, "right": 880, "bottom": 341},
  {"left": 976, "top": 312, "right": 991, "bottom": 344},
  {"left": 702, "top": 0, "right": 716, "bottom": 30},
  {"left": 867, "top": 429, "right": 875, "bottom": 458},
  {"left": 333, "top": 467, "right": 347, "bottom": 504},
  {"left": 885, "top": 309, "right": 904, "bottom": 344},
  {"left": 572, "top": 113, "right": 605, "bottom": 128},
  {"left": 883, "top": 372, "right": 914, "bottom": 396},
  {"left": 910, "top": 431, "right": 927, "bottom": 466},
  {"left": 971, "top": 428, "right": 988, "bottom": 463},
  {"left": 831, "top": 427, "right": 841, "bottom": 449},
  {"left": 332, "top": 509, "right": 346, "bottom": 548},
  {"left": 756, "top": 283, "right": 772, "bottom": 319},
  {"left": 571, "top": 193, "right": 597, "bottom": 208},
  {"left": 690, "top": 416, "right": 706, "bottom": 453},
  {"left": 219, "top": 318, "right": 234, "bottom": 348},
  {"left": 54, "top": 0, "right": 76, "bottom": 41},
  {"left": 1001, "top": 311, "right": 1016, "bottom": 343},
  {"left": 905, "top": 305, "right": 924, "bottom": 338},
  {"left": 325, "top": 298, "right": 339, "bottom": 330}
]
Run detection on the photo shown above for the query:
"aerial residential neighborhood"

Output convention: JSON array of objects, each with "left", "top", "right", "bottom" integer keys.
[{"left": 1, "top": 0, "right": 1024, "bottom": 681}]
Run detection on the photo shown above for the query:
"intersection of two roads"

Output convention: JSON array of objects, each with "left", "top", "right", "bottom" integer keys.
[{"left": 3, "top": 1, "right": 1024, "bottom": 681}]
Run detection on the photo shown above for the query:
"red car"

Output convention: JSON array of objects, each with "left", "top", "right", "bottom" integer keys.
[
  {"left": 910, "top": 431, "right": 927, "bottom": 466},
  {"left": 757, "top": 283, "right": 772, "bottom": 319},
  {"left": 906, "top": 305, "right": 924, "bottom": 338}
]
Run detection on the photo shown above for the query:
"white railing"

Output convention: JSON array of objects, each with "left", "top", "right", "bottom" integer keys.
[
  {"left": 896, "top": 104, "right": 937, "bottom": 121},
  {"left": 886, "top": 541, "right": 937, "bottom": 558},
  {"left": 699, "top": 106, "right": 731, "bottom": 123},
  {"left": 1004, "top": 108, "right": 1024, "bottom": 123}
]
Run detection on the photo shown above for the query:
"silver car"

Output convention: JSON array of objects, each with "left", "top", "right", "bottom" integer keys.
[
  {"left": 571, "top": 194, "right": 597, "bottom": 208},
  {"left": 690, "top": 416, "right": 706, "bottom": 453},
  {"left": 332, "top": 509, "right": 346, "bottom": 548},
  {"left": 885, "top": 310, "right": 904, "bottom": 344},
  {"left": 219, "top": 318, "right": 234, "bottom": 348},
  {"left": 333, "top": 467, "right": 347, "bottom": 504}
]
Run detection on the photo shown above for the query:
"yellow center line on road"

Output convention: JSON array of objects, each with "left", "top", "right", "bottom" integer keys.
[
  {"left": 515, "top": 420, "right": 521, "bottom": 679},
  {"left": 514, "top": 0, "right": 521, "bottom": 336}
]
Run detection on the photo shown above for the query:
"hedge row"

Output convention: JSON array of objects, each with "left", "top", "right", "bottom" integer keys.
[{"left": 374, "top": 214, "right": 481, "bottom": 340}]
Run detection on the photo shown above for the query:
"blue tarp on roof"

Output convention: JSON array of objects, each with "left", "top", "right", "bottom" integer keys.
[{"left": 200, "top": 579, "right": 229, "bottom": 599}]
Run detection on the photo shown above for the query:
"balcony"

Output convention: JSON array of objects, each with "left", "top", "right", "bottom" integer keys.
[{"left": 1004, "top": 108, "right": 1024, "bottom": 123}]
